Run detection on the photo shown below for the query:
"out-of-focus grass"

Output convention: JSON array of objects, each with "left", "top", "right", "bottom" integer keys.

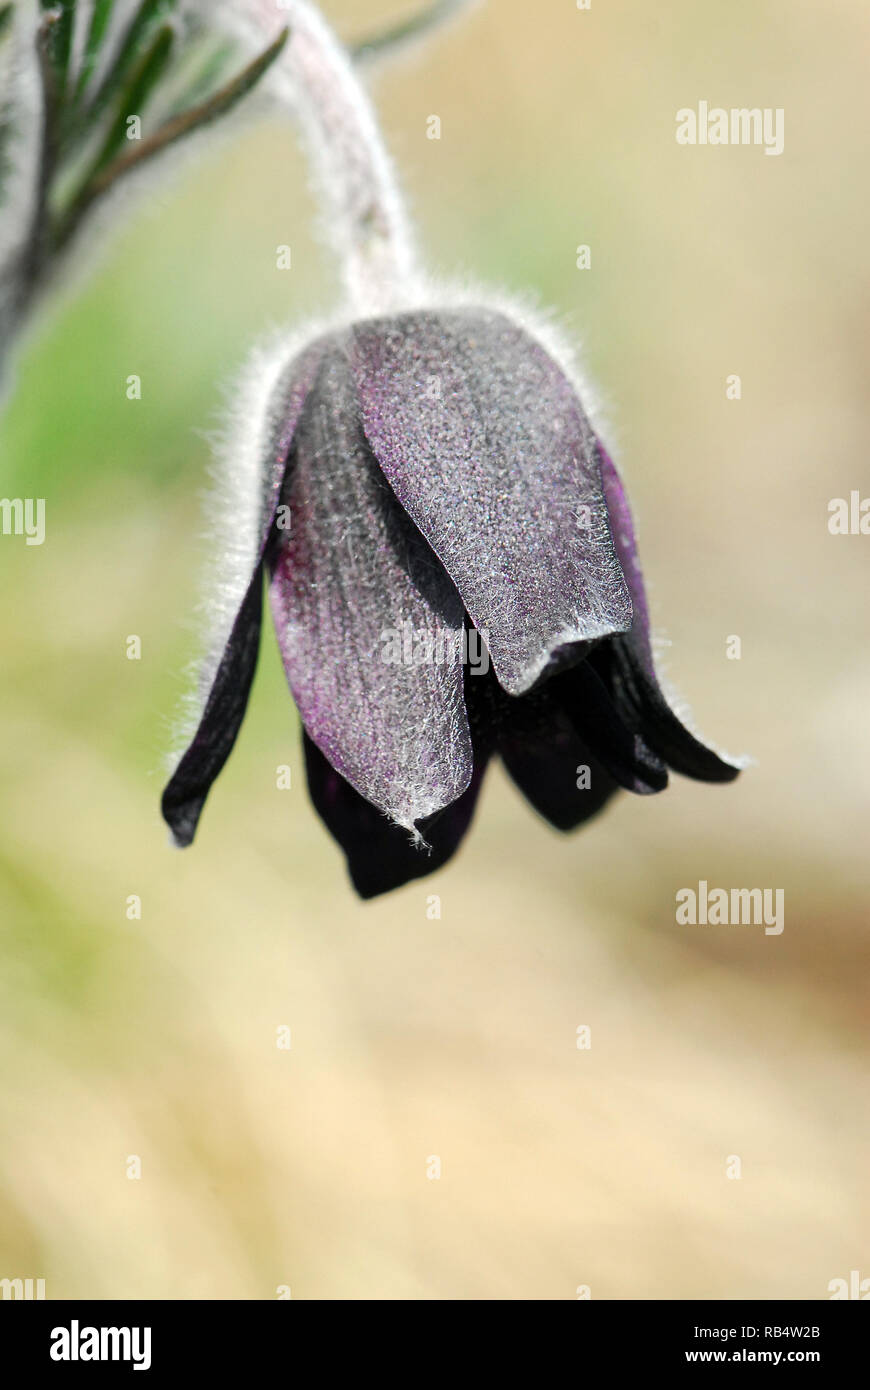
[{"left": 0, "top": 0, "right": 868, "bottom": 1298}]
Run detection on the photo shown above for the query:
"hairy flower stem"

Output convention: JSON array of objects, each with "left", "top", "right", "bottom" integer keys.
[{"left": 278, "top": 0, "right": 421, "bottom": 314}]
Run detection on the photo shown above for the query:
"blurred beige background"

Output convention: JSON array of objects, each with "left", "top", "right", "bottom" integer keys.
[{"left": 0, "top": 0, "right": 868, "bottom": 1298}]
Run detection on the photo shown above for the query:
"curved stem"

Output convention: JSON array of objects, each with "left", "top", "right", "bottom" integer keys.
[{"left": 274, "top": 0, "right": 421, "bottom": 313}]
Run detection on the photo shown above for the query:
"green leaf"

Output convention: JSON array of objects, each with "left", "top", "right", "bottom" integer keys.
[
  {"left": 54, "top": 26, "right": 289, "bottom": 251},
  {"left": 85, "top": 0, "right": 175, "bottom": 125},
  {"left": 72, "top": 0, "right": 116, "bottom": 105},
  {"left": 39, "top": 0, "right": 76, "bottom": 98},
  {"left": 162, "top": 38, "right": 235, "bottom": 121},
  {"left": 84, "top": 21, "right": 175, "bottom": 182},
  {"left": 0, "top": 5, "right": 14, "bottom": 44},
  {"left": 96, "top": 25, "right": 289, "bottom": 181}
]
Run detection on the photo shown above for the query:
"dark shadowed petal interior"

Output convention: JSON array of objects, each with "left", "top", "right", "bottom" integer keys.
[
  {"left": 161, "top": 341, "right": 325, "bottom": 847},
  {"left": 597, "top": 446, "right": 740, "bottom": 783},
  {"left": 269, "top": 339, "right": 473, "bottom": 828},
  {"left": 350, "top": 308, "right": 632, "bottom": 697},
  {"left": 557, "top": 659, "right": 669, "bottom": 794},
  {"left": 162, "top": 567, "right": 264, "bottom": 846},
  {"left": 303, "top": 733, "right": 487, "bottom": 899},
  {"left": 493, "top": 676, "right": 620, "bottom": 831},
  {"left": 591, "top": 638, "right": 740, "bottom": 783}
]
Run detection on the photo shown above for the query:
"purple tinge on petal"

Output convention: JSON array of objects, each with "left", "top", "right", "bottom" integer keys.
[
  {"left": 161, "top": 341, "right": 326, "bottom": 847},
  {"left": 597, "top": 445, "right": 741, "bottom": 783},
  {"left": 252, "top": 340, "right": 331, "bottom": 571},
  {"left": 350, "top": 308, "right": 633, "bottom": 697},
  {"left": 269, "top": 340, "right": 473, "bottom": 828},
  {"left": 597, "top": 443, "right": 653, "bottom": 673},
  {"left": 303, "top": 732, "right": 487, "bottom": 899}
]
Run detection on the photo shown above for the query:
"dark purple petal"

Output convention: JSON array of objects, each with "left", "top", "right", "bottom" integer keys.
[
  {"left": 496, "top": 681, "right": 619, "bottom": 831},
  {"left": 557, "top": 660, "right": 669, "bottom": 795},
  {"left": 350, "top": 309, "right": 632, "bottom": 697},
  {"left": 592, "top": 638, "right": 740, "bottom": 783},
  {"left": 269, "top": 344, "right": 473, "bottom": 828},
  {"left": 161, "top": 342, "right": 325, "bottom": 847},
  {"left": 597, "top": 445, "right": 654, "bottom": 673},
  {"left": 598, "top": 446, "right": 740, "bottom": 782},
  {"left": 252, "top": 341, "right": 330, "bottom": 570},
  {"left": 303, "top": 733, "right": 487, "bottom": 899},
  {"left": 162, "top": 566, "right": 263, "bottom": 846}
]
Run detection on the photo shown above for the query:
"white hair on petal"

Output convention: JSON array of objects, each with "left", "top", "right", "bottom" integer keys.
[
  {"left": 167, "top": 310, "right": 335, "bottom": 767},
  {"left": 167, "top": 267, "right": 618, "bottom": 762},
  {"left": 380, "top": 273, "right": 749, "bottom": 771},
  {"left": 374, "top": 269, "right": 613, "bottom": 434}
]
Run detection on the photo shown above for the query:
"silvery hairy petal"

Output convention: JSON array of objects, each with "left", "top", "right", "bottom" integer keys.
[
  {"left": 161, "top": 341, "right": 325, "bottom": 846},
  {"left": 268, "top": 340, "right": 473, "bottom": 829},
  {"left": 350, "top": 308, "right": 634, "bottom": 696}
]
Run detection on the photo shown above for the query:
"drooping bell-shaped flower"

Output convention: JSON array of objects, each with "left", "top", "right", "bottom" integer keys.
[{"left": 162, "top": 0, "right": 740, "bottom": 897}]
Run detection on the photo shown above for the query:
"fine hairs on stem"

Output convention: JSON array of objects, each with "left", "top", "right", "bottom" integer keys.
[{"left": 266, "top": 0, "right": 421, "bottom": 314}]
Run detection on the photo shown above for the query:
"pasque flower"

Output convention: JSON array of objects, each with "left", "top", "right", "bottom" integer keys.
[{"left": 162, "top": 0, "right": 740, "bottom": 897}]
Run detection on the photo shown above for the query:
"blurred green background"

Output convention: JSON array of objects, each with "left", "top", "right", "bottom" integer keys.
[{"left": 1, "top": 0, "right": 868, "bottom": 1298}]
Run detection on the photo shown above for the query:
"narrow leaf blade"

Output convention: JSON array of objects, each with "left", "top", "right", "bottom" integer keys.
[
  {"left": 72, "top": 0, "right": 116, "bottom": 104},
  {"left": 85, "top": 21, "right": 175, "bottom": 180},
  {"left": 85, "top": 0, "right": 175, "bottom": 124}
]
